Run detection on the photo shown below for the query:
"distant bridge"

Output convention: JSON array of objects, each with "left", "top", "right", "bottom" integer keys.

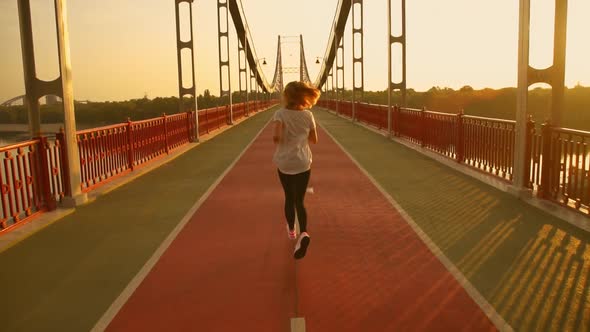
[
  {"left": 1, "top": 95, "right": 66, "bottom": 107},
  {"left": 1, "top": 95, "right": 25, "bottom": 107}
]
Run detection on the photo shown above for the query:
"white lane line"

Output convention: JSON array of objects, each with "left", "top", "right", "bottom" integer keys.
[
  {"left": 317, "top": 120, "right": 514, "bottom": 332},
  {"left": 90, "top": 115, "right": 274, "bottom": 332},
  {"left": 290, "top": 317, "right": 306, "bottom": 332}
]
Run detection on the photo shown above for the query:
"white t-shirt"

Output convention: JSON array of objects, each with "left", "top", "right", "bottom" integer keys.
[{"left": 272, "top": 108, "right": 316, "bottom": 175}]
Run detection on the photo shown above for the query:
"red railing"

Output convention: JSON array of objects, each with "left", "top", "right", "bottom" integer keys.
[
  {"left": 355, "top": 103, "right": 388, "bottom": 130},
  {"left": 462, "top": 115, "right": 516, "bottom": 181},
  {"left": 423, "top": 110, "right": 460, "bottom": 160},
  {"left": 318, "top": 99, "right": 590, "bottom": 216},
  {"left": 77, "top": 100, "right": 276, "bottom": 192},
  {"left": 539, "top": 126, "right": 590, "bottom": 214},
  {"left": 77, "top": 123, "right": 134, "bottom": 192},
  {"left": 395, "top": 107, "right": 424, "bottom": 146},
  {"left": 0, "top": 100, "right": 277, "bottom": 235},
  {"left": 199, "top": 106, "right": 229, "bottom": 135},
  {"left": 0, "top": 137, "right": 64, "bottom": 234}
]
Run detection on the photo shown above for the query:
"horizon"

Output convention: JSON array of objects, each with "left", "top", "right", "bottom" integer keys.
[{"left": 1, "top": 0, "right": 589, "bottom": 103}]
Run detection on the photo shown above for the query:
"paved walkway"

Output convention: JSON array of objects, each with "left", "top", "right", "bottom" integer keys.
[
  {"left": 3, "top": 107, "right": 590, "bottom": 331},
  {"left": 315, "top": 109, "right": 590, "bottom": 332},
  {"left": 0, "top": 110, "right": 276, "bottom": 332},
  {"left": 105, "top": 123, "right": 496, "bottom": 331}
]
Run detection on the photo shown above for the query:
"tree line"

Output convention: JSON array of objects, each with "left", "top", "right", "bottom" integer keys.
[
  {"left": 0, "top": 90, "right": 272, "bottom": 127},
  {"left": 1, "top": 86, "right": 589, "bottom": 131},
  {"left": 334, "top": 85, "right": 590, "bottom": 130}
]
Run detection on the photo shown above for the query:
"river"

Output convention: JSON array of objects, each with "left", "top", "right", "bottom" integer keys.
[
  {"left": 0, "top": 123, "right": 96, "bottom": 148},
  {"left": 0, "top": 132, "right": 28, "bottom": 147}
]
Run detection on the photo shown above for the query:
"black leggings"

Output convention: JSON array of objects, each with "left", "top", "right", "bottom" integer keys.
[{"left": 278, "top": 169, "right": 311, "bottom": 233}]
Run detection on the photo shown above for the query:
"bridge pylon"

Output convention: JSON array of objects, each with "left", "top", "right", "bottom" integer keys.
[
  {"left": 175, "top": 0, "right": 198, "bottom": 141},
  {"left": 16, "top": 0, "right": 87, "bottom": 207},
  {"left": 512, "top": 0, "right": 568, "bottom": 193}
]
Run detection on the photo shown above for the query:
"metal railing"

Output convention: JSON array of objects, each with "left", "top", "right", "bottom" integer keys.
[
  {"left": 0, "top": 136, "right": 65, "bottom": 233},
  {"left": 539, "top": 126, "right": 590, "bottom": 214},
  {"left": 0, "top": 100, "right": 277, "bottom": 235},
  {"left": 319, "top": 99, "right": 590, "bottom": 216}
]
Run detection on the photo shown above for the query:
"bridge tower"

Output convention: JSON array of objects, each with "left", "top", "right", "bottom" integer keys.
[
  {"left": 217, "top": 0, "right": 233, "bottom": 124},
  {"left": 175, "top": 0, "right": 199, "bottom": 141},
  {"left": 387, "top": 0, "right": 407, "bottom": 136},
  {"left": 351, "top": 0, "right": 364, "bottom": 120},
  {"left": 513, "top": 0, "right": 568, "bottom": 193},
  {"left": 16, "top": 0, "right": 87, "bottom": 206}
]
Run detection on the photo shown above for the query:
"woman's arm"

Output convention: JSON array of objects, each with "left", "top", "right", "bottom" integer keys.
[
  {"left": 308, "top": 113, "right": 318, "bottom": 144},
  {"left": 308, "top": 127, "right": 318, "bottom": 144},
  {"left": 272, "top": 120, "right": 283, "bottom": 144}
]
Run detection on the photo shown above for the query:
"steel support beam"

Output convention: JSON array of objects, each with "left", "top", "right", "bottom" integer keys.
[
  {"left": 335, "top": 32, "right": 344, "bottom": 114},
  {"left": 351, "top": 0, "right": 364, "bottom": 120},
  {"left": 238, "top": 31, "right": 249, "bottom": 114},
  {"left": 313, "top": 0, "right": 352, "bottom": 88},
  {"left": 17, "top": 0, "right": 87, "bottom": 206},
  {"left": 271, "top": 36, "right": 284, "bottom": 92},
  {"left": 175, "top": 0, "right": 198, "bottom": 141},
  {"left": 217, "top": 0, "right": 233, "bottom": 123},
  {"left": 299, "top": 35, "right": 312, "bottom": 84},
  {"left": 513, "top": 0, "right": 568, "bottom": 191},
  {"left": 387, "top": 0, "right": 407, "bottom": 136}
]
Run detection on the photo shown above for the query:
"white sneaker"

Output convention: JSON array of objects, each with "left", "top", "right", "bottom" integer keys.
[{"left": 294, "top": 232, "right": 310, "bottom": 259}]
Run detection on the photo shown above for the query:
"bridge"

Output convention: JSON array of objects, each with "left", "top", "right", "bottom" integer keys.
[{"left": 1, "top": 0, "right": 587, "bottom": 331}]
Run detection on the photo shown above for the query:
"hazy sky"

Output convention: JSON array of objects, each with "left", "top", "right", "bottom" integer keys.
[{"left": 0, "top": 0, "right": 588, "bottom": 103}]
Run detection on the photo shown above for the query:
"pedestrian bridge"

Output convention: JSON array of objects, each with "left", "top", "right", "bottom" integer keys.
[{"left": 1, "top": 0, "right": 587, "bottom": 331}]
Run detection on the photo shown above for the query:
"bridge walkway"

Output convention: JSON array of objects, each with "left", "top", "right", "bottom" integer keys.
[{"left": 0, "top": 108, "right": 589, "bottom": 331}]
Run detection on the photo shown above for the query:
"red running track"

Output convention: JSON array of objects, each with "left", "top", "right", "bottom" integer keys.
[{"left": 106, "top": 123, "right": 497, "bottom": 332}]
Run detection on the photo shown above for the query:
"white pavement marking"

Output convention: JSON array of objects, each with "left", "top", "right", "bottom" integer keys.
[
  {"left": 90, "top": 116, "right": 274, "bottom": 332},
  {"left": 318, "top": 121, "right": 514, "bottom": 332},
  {"left": 290, "top": 317, "right": 306, "bottom": 332}
]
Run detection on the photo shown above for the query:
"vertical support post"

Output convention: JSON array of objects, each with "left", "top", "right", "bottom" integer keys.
[
  {"left": 387, "top": 0, "right": 392, "bottom": 136},
  {"left": 163, "top": 113, "right": 169, "bottom": 154},
  {"left": 523, "top": 116, "right": 535, "bottom": 187},
  {"left": 514, "top": 0, "right": 531, "bottom": 191},
  {"left": 331, "top": 67, "right": 335, "bottom": 110},
  {"left": 54, "top": 0, "right": 86, "bottom": 206},
  {"left": 126, "top": 118, "right": 135, "bottom": 171},
  {"left": 56, "top": 128, "right": 71, "bottom": 197},
  {"left": 237, "top": 30, "right": 248, "bottom": 114},
  {"left": 16, "top": 0, "right": 41, "bottom": 137},
  {"left": 513, "top": 0, "right": 567, "bottom": 194},
  {"left": 37, "top": 136, "right": 57, "bottom": 210},
  {"left": 255, "top": 69, "right": 259, "bottom": 111},
  {"left": 393, "top": 105, "right": 400, "bottom": 136},
  {"left": 327, "top": 69, "right": 333, "bottom": 102},
  {"left": 456, "top": 111, "right": 464, "bottom": 163},
  {"left": 539, "top": 122, "right": 553, "bottom": 199},
  {"left": 336, "top": 31, "right": 344, "bottom": 116},
  {"left": 551, "top": 0, "right": 568, "bottom": 126},
  {"left": 334, "top": 34, "right": 338, "bottom": 113},
  {"left": 352, "top": 0, "right": 364, "bottom": 121},
  {"left": 421, "top": 107, "right": 427, "bottom": 147},
  {"left": 217, "top": 0, "right": 233, "bottom": 124},
  {"left": 388, "top": 0, "right": 407, "bottom": 137},
  {"left": 245, "top": 35, "right": 249, "bottom": 116},
  {"left": 175, "top": 0, "right": 199, "bottom": 141}
]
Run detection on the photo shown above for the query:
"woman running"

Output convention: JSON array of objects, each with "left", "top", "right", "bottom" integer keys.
[{"left": 272, "top": 81, "right": 320, "bottom": 259}]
